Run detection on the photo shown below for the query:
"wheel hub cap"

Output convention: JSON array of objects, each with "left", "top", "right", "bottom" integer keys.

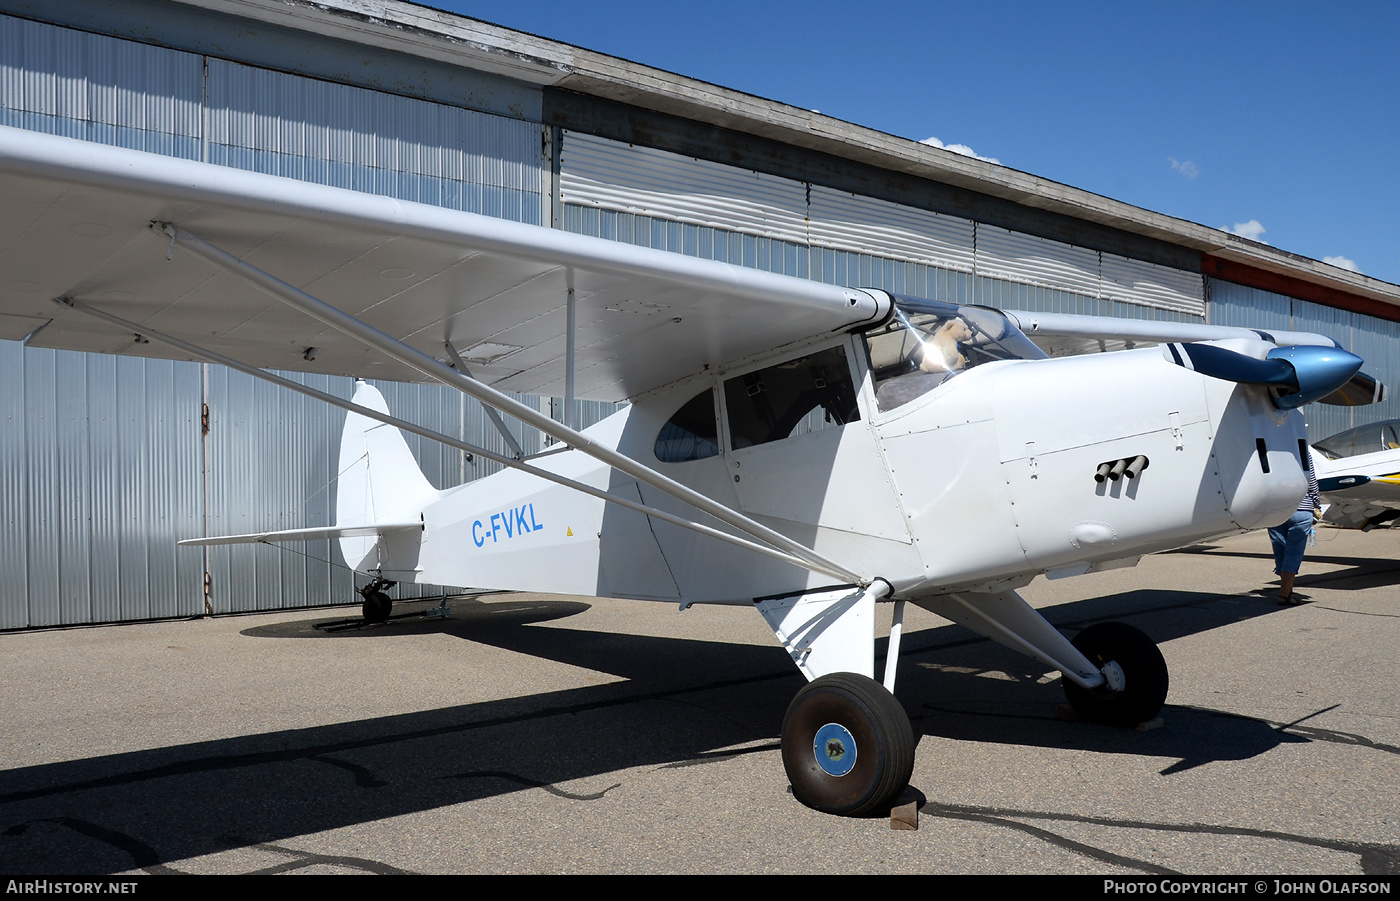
[
  {"left": 813, "top": 723, "right": 857, "bottom": 776},
  {"left": 1101, "top": 659, "right": 1126, "bottom": 692}
]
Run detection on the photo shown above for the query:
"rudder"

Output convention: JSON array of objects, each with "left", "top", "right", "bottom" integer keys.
[{"left": 335, "top": 380, "right": 440, "bottom": 573}]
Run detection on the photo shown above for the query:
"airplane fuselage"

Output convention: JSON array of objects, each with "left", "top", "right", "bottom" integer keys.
[{"left": 409, "top": 335, "right": 1308, "bottom": 604}]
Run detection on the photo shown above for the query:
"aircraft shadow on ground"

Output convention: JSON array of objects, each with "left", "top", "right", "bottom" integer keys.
[
  {"left": 900, "top": 588, "right": 1310, "bottom": 775},
  {"left": 1168, "top": 544, "right": 1400, "bottom": 592},
  {"left": 0, "top": 589, "right": 1324, "bottom": 873}
]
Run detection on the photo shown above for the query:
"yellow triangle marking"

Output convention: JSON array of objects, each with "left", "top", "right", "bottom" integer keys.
[{"left": 566, "top": 527, "right": 573, "bottom": 537}]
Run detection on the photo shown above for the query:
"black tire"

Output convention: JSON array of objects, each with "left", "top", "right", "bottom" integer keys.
[
  {"left": 1062, "top": 622, "right": 1169, "bottom": 727},
  {"left": 361, "top": 589, "right": 392, "bottom": 623},
  {"left": 781, "top": 672, "right": 915, "bottom": 817}
]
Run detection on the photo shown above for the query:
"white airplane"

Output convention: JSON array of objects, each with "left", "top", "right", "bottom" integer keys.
[
  {"left": 1311, "top": 418, "right": 1400, "bottom": 530},
  {"left": 0, "top": 125, "right": 1383, "bottom": 817}
]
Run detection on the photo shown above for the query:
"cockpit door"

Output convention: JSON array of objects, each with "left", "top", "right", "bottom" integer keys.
[{"left": 720, "top": 339, "right": 911, "bottom": 543}]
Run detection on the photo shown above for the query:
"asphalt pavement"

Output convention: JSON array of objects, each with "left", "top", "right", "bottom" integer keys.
[{"left": 1, "top": 528, "right": 1396, "bottom": 875}]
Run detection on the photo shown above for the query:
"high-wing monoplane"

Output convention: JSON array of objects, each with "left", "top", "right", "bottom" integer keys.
[
  {"left": 0, "top": 125, "right": 1383, "bottom": 816},
  {"left": 1311, "top": 419, "right": 1400, "bottom": 530}
]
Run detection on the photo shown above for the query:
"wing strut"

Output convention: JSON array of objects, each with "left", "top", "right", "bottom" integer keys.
[
  {"left": 57, "top": 294, "right": 843, "bottom": 576},
  {"left": 442, "top": 341, "right": 524, "bottom": 459},
  {"left": 153, "top": 222, "right": 862, "bottom": 584},
  {"left": 565, "top": 284, "right": 577, "bottom": 430},
  {"left": 913, "top": 591, "right": 1106, "bottom": 689}
]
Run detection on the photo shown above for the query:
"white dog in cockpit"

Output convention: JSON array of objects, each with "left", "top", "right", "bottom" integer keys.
[
  {"left": 915, "top": 317, "right": 973, "bottom": 373},
  {"left": 874, "top": 317, "right": 974, "bottom": 411}
]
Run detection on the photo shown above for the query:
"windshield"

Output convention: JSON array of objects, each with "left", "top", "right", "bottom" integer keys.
[
  {"left": 1313, "top": 419, "right": 1400, "bottom": 459},
  {"left": 865, "top": 296, "right": 1045, "bottom": 412}
]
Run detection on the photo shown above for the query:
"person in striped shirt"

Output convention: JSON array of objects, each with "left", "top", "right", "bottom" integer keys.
[{"left": 1269, "top": 448, "right": 1321, "bottom": 606}]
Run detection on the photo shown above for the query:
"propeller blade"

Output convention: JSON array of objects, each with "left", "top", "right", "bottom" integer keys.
[
  {"left": 1166, "top": 342, "right": 1295, "bottom": 387},
  {"left": 1166, "top": 342, "right": 1363, "bottom": 409},
  {"left": 1318, "top": 370, "right": 1388, "bottom": 407}
]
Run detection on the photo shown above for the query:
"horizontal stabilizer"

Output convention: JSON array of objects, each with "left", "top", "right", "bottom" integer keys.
[{"left": 178, "top": 522, "right": 421, "bottom": 547}]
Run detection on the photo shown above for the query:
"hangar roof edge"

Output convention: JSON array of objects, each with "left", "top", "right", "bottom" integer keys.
[{"left": 172, "top": 0, "right": 1400, "bottom": 309}]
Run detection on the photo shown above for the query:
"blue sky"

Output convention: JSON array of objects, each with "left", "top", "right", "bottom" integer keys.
[{"left": 431, "top": 1, "right": 1399, "bottom": 286}]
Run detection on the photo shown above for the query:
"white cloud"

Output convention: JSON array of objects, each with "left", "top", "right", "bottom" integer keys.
[
  {"left": 1169, "top": 157, "right": 1198, "bottom": 179},
  {"left": 1323, "top": 255, "right": 1361, "bottom": 273},
  {"left": 920, "top": 136, "right": 1000, "bottom": 165},
  {"left": 1223, "top": 219, "right": 1268, "bottom": 243}
]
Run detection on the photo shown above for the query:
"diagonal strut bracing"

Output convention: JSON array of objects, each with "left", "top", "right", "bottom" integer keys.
[
  {"left": 442, "top": 341, "right": 524, "bottom": 460},
  {"left": 62, "top": 257, "right": 856, "bottom": 584},
  {"left": 152, "top": 222, "right": 863, "bottom": 584}
]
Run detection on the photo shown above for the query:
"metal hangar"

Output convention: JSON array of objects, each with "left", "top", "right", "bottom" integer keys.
[{"left": 2, "top": 0, "right": 1397, "bottom": 627}]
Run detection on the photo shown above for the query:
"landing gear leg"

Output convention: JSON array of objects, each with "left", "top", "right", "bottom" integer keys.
[
  {"left": 359, "top": 578, "right": 395, "bottom": 623},
  {"left": 781, "top": 672, "right": 915, "bottom": 816},
  {"left": 1062, "top": 622, "right": 1169, "bottom": 726}
]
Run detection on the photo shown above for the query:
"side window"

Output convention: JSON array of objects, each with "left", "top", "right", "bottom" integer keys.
[
  {"left": 724, "top": 346, "right": 858, "bottom": 450},
  {"left": 654, "top": 389, "right": 720, "bottom": 463}
]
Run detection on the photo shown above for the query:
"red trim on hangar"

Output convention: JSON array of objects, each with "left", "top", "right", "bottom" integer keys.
[{"left": 1202, "top": 254, "right": 1400, "bottom": 324}]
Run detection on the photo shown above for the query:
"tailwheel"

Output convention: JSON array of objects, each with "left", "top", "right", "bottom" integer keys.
[
  {"left": 781, "top": 672, "right": 915, "bottom": 817},
  {"left": 359, "top": 582, "right": 393, "bottom": 623},
  {"left": 1062, "top": 622, "right": 1169, "bottom": 727}
]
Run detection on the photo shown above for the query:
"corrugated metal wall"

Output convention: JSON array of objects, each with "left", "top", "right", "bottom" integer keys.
[
  {"left": 560, "top": 131, "right": 1206, "bottom": 317},
  {"left": 560, "top": 133, "right": 1202, "bottom": 326},
  {"left": 0, "top": 16, "right": 203, "bottom": 157},
  {"left": 206, "top": 58, "right": 543, "bottom": 222},
  {"left": 1207, "top": 279, "right": 1400, "bottom": 441},
  {"left": 0, "top": 345, "right": 204, "bottom": 628},
  {"left": 0, "top": 14, "right": 551, "bottom": 627},
  {"left": 0, "top": 341, "right": 556, "bottom": 627}
]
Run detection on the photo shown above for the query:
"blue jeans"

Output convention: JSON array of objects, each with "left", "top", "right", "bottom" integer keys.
[{"left": 1269, "top": 509, "right": 1313, "bottom": 575}]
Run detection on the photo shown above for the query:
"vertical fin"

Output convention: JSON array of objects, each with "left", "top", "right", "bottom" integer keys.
[{"left": 336, "top": 380, "right": 439, "bottom": 571}]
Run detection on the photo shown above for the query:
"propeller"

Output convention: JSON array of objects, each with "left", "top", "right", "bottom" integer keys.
[
  {"left": 1318, "top": 370, "right": 1387, "bottom": 407},
  {"left": 1165, "top": 342, "right": 1365, "bottom": 409}
]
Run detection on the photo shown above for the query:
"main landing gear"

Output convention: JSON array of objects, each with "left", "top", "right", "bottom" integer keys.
[
  {"left": 769, "top": 585, "right": 1170, "bottom": 817},
  {"left": 776, "top": 620, "right": 1168, "bottom": 817},
  {"left": 1061, "top": 621, "right": 1169, "bottom": 726},
  {"left": 359, "top": 578, "right": 395, "bottom": 623},
  {"left": 780, "top": 672, "right": 915, "bottom": 817}
]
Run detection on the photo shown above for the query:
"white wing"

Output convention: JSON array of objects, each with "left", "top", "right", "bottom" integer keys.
[
  {"left": 1001, "top": 309, "right": 1340, "bottom": 356},
  {"left": 0, "top": 126, "right": 885, "bottom": 401}
]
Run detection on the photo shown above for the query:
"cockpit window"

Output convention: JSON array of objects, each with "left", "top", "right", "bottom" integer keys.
[
  {"left": 866, "top": 296, "right": 1045, "bottom": 412},
  {"left": 1313, "top": 420, "right": 1400, "bottom": 459},
  {"left": 725, "top": 346, "right": 858, "bottom": 449},
  {"left": 655, "top": 389, "right": 720, "bottom": 463}
]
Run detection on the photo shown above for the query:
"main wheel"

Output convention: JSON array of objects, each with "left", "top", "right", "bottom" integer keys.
[
  {"left": 781, "top": 672, "right": 915, "bottom": 817},
  {"left": 361, "top": 589, "right": 392, "bottom": 623},
  {"left": 1062, "top": 622, "right": 1169, "bottom": 727}
]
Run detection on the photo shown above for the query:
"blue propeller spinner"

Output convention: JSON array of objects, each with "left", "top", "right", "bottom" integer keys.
[{"left": 1167, "top": 342, "right": 1364, "bottom": 409}]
